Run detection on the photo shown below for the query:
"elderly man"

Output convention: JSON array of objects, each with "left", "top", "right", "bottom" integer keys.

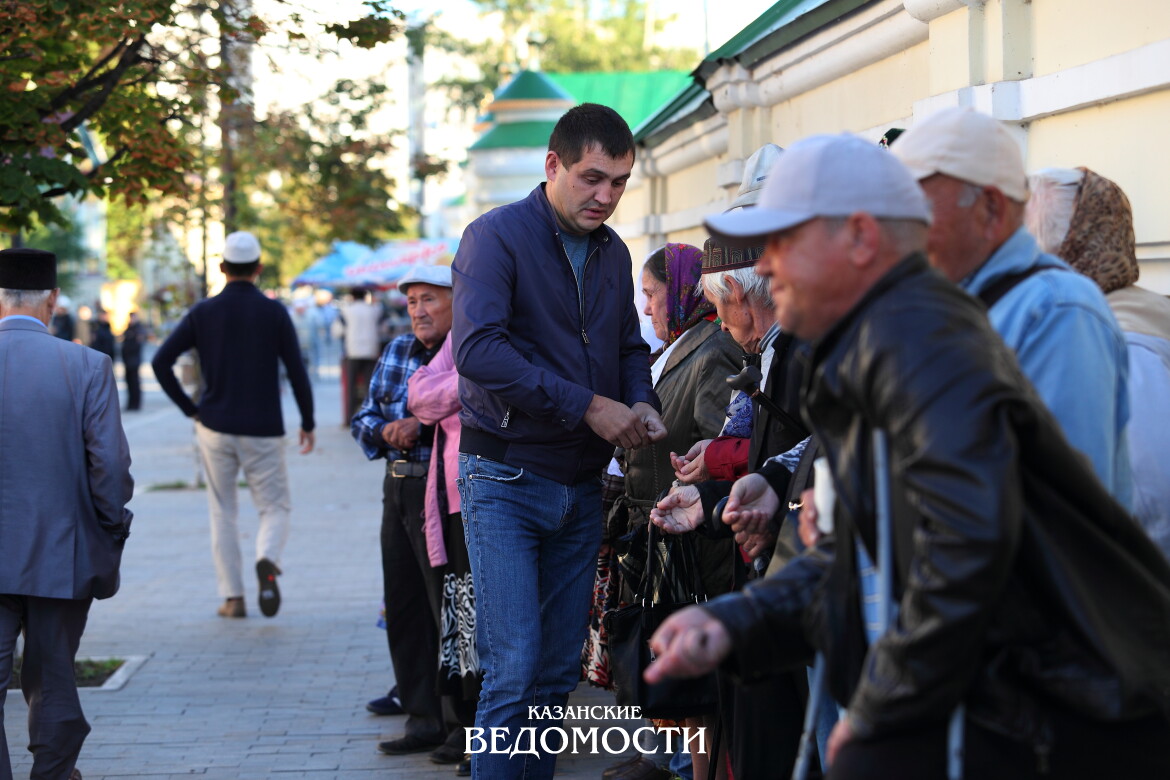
[
  {"left": 154, "top": 231, "right": 315, "bottom": 619},
  {"left": 891, "top": 107, "right": 1131, "bottom": 504},
  {"left": 350, "top": 264, "right": 468, "bottom": 764},
  {"left": 645, "top": 134, "right": 1170, "bottom": 778},
  {"left": 0, "top": 248, "right": 134, "bottom": 780}
]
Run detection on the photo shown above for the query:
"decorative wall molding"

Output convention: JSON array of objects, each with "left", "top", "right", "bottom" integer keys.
[
  {"left": 902, "top": 0, "right": 965, "bottom": 23},
  {"left": 912, "top": 39, "right": 1170, "bottom": 123}
]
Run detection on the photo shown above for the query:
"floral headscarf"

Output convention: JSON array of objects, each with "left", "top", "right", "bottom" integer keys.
[
  {"left": 1059, "top": 168, "right": 1140, "bottom": 294},
  {"left": 656, "top": 242, "right": 714, "bottom": 347}
]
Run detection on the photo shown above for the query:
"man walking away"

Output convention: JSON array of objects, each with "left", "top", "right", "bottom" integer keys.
[
  {"left": 153, "top": 230, "right": 315, "bottom": 619},
  {"left": 0, "top": 247, "right": 134, "bottom": 780}
]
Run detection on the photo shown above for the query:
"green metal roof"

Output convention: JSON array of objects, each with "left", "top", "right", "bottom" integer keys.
[
  {"left": 634, "top": 0, "right": 869, "bottom": 146},
  {"left": 468, "top": 120, "right": 557, "bottom": 151},
  {"left": 548, "top": 71, "right": 692, "bottom": 131},
  {"left": 493, "top": 70, "right": 575, "bottom": 103}
]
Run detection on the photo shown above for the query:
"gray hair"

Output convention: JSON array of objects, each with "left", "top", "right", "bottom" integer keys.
[
  {"left": 0, "top": 288, "right": 53, "bottom": 310},
  {"left": 1024, "top": 168, "right": 1084, "bottom": 254},
  {"left": 701, "top": 266, "right": 773, "bottom": 307},
  {"left": 821, "top": 216, "right": 928, "bottom": 258}
]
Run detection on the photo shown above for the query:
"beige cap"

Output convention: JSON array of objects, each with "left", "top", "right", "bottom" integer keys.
[
  {"left": 705, "top": 134, "right": 931, "bottom": 242},
  {"left": 397, "top": 263, "right": 452, "bottom": 292},
  {"left": 892, "top": 107, "right": 1028, "bottom": 202},
  {"left": 727, "top": 143, "right": 784, "bottom": 211}
]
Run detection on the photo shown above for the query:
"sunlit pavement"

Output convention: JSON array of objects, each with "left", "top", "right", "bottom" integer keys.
[{"left": 4, "top": 358, "right": 644, "bottom": 779}]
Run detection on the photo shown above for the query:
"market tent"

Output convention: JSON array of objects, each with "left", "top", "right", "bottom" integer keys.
[
  {"left": 339, "top": 238, "right": 459, "bottom": 288},
  {"left": 292, "top": 241, "right": 374, "bottom": 287}
]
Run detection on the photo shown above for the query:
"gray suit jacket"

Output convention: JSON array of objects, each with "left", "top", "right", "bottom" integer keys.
[{"left": 0, "top": 317, "right": 133, "bottom": 599}]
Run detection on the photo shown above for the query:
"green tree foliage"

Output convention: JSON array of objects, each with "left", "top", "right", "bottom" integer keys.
[
  {"left": 236, "top": 77, "right": 412, "bottom": 284},
  {"left": 23, "top": 215, "right": 88, "bottom": 293},
  {"left": 0, "top": 0, "right": 403, "bottom": 236},
  {"left": 431, "top": 0, "right": 698, "bottom": 117}
]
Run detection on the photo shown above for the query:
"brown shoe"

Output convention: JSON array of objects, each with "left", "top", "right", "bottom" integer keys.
[
  {"left": 69, "top": 770, "right": 82, "bottom": 780},
  {"left": 217, "top": 597, "right": 246, "bottom": 618}
]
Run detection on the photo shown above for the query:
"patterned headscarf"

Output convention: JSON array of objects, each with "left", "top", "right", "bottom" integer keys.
[
  {"left": 658, "top": 243, "right": 714, "bottom": 347},
  {"left": 1058, "top": 167, "right": 1140, "bottom": 294}
]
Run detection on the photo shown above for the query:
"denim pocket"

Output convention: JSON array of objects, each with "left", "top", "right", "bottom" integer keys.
[{"left": 470, "top": 456, "right": 525, "bottom": 483}]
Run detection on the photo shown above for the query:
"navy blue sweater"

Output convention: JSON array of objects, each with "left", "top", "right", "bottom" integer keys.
[{"left": 153, "top": 281, "right": 314, "bottom": 436}]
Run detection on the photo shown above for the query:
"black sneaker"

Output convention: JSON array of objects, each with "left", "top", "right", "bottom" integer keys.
[
  {"left": 256, "top": 558, "right": 282, "bottom": 617},
  {"left": 367, "top": 685, "right": 404, "bottom": 715}
]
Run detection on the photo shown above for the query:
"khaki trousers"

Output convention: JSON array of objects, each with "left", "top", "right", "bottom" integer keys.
[{"left": 195, "top": 423, "right": 291, "bottom": 598}]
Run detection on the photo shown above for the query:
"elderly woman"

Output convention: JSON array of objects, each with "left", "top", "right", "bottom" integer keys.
[
  {"left": 1026, "top": 167, "right": 1170, "bottom": 559},
  {"left": 615, "top": 242, "right": 742, "bottom": 779}
]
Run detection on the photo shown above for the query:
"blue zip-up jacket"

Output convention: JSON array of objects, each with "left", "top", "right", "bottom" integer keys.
[
  {"left": 962, "top": 228, "right": 1131, "bottom": 507},
  {"left": 451, "top": 184, "right": 660, "bottom": 484}
]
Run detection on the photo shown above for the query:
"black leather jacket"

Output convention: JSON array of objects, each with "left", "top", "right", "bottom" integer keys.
[{"left": 707, "top": 254, "right": 1170, "bottom": 744}]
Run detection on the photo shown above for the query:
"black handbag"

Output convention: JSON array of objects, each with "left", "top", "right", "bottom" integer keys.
[{"left": 604, "top": 521, "right": 719, "bottom": 720}]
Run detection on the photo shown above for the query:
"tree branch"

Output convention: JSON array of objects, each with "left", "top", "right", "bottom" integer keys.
[{"left": 59, "top": 36, "right": 150, "bottom": 134}]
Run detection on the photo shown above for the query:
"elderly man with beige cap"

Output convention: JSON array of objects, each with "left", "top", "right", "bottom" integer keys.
[
  {"left": 642, "top": 132, "right": 1170, "bottom": 778},
  {"left": 890, "top": 107, "right": 1132, "bottom": 506}
]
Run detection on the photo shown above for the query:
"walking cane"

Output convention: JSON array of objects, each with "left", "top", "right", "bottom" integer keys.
[{"left": 872, "top": 430, "right": 965, "bottom": 780}]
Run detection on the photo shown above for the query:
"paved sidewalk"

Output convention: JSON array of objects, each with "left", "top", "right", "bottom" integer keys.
[{"left": 5, "top": 371, "right": 643, "bottom": 779}]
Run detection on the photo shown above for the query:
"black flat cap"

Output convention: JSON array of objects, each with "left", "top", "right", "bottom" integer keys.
[{"left": 0, "top": 248, "right": 58, "bottom": 290}]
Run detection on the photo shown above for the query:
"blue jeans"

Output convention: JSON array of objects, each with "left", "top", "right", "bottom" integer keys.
[{"left": 457, "top": 454, "right": 602, "bottom": 780}]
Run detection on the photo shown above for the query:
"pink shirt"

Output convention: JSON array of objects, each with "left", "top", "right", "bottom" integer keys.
[{"left": 407, "top": 337, "right": 461, "bottom": 567}]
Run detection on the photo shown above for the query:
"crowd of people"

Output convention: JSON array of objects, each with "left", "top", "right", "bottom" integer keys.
[{"left": 3, "top": 99, "right": 1169, "bottom": 780}]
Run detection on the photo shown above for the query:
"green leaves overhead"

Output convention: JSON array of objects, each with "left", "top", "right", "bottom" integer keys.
[{"left": 0, "top": 0, "right": 403, "bottom": 236}]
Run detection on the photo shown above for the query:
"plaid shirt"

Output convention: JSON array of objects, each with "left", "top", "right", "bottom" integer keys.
[{"left": 351, "top": 332, "right": 437, "bottom": 462}]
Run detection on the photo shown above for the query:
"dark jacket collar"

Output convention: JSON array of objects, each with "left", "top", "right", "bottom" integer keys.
[
  {"left": 529, "top": 184, "right": 613, "bottom": 246},
  {"left": 811, "top": 253, "right": 931, "bottom": 368}
]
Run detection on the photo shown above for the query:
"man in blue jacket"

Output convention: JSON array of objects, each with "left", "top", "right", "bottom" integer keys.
[
  {"left": 452, "top": 103, "right": 665, "bottom": 779},
  {"left": 891, "top": 107, "right": 1131, "bottom": 506}
]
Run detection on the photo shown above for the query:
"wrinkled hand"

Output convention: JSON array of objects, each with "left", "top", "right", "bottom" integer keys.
[
  {"left": 632, "top": 402, "right": 667, "bottom": 444},
  {"left": 585, "top": 397, "right": 659, "bottom": 450},
  {"left": 721, "top": 474, "right": 780, "bottom": 536},
  {"left": 644, "top": 606, "right": 732, "bottom": 683},
  {"left": 827, "top": 715, "right": 856, "bottom": 766},
  {"left": 670, "top": 439, "right": 711, "bottom": 484},
  {"left": 798, "top": 488, "right": 822, "bottom": 548},
  {"left": 382, "top": 417, "right": 420, "bottom": 451},
  {"left": 650, "top": 485, "right": 704, "bottom": 533},
  {"left": 299, "top": 429, "right": 316, "bottom": 455},
  {"left": 737, "top": 528, "right": 775, "bottom": 559}
]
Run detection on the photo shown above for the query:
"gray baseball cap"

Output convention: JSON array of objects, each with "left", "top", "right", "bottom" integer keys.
[{"left": 704, "top": 133, "right": 932, "bottom": 242}]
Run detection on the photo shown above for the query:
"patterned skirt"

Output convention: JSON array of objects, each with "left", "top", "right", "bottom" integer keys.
[{"left": 438, "top": 511, "right": 481, "bottom": 701}]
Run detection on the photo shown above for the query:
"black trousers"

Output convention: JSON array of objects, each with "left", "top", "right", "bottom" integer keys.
[
  {"left": 124, "top": 359, "right": 141, "bottom": 410},
  {"left": 345, "top": 358, "right": 377, "bottom": 421},
  {"left": 829, "top": 706, "right": 1170, "bottom": 779},
  {"left": 0, "top": 594, "right": 92, "bottom": 780},
  {"left": 381, "top": 472, "right": 446, "bottom": 743}
]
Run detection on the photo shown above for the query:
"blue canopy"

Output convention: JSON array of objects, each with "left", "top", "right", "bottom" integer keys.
[
  {"left": 292, "top": 241, "right": 374, "bottom": 288},
  {"left": 293, "top": 238, "right": 460, "bottom": 288}
]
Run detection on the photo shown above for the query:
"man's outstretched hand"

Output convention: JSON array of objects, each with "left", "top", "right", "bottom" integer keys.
[
  {"left": 644, "top": 606, "right": 732, "bottom": 683},
  {"left": 584, "top": 396, "right": 667, "bottom": 449}
]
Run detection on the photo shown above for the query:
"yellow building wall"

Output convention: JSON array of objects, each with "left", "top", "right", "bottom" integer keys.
[
  {"left": 665, "top": 227, "right": 712, "bottom": 249},
  {"left": 1027, "top": 90, "right": 1170, "bottom": 252},
  {"left": 770, "top": 42, "right": 930, "bottom": 140},
  {"left": 663, "top": 157, "right": 722, "bottom": 214},
  {"left": 1032, "top": 0, "right": 1170, "bottom": 77}
]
